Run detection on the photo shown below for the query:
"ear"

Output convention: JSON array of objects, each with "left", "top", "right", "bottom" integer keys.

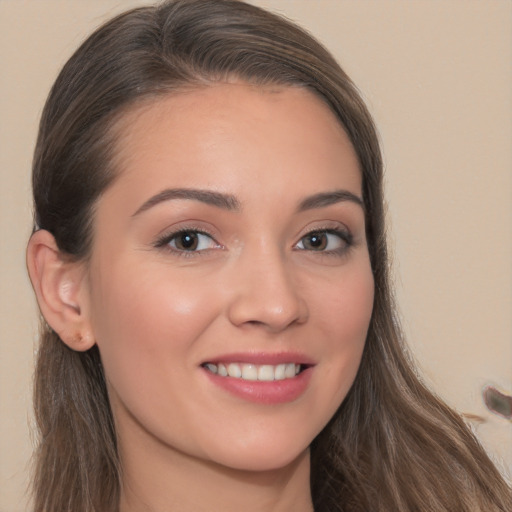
[{"left": 26, "top": 230, "right": 95, "bottom": 352}]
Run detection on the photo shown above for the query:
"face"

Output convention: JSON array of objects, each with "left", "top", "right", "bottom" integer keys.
[{"left": 82, "top": 83, "right": 374, "bottom": 473}]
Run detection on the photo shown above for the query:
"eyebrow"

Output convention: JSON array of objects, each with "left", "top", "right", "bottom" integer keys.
[
  {"left": 132, "top": 188, "right": 241, "bottom": 216},
  {"left": 132, "top": 187, "right": 364, "bottom": 217},
  {"left": 297, "top": 190, "right": 364, "bottom": 212}
]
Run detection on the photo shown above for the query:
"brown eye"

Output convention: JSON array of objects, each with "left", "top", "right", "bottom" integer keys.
[
  {"left": 165, "top": 230, "right": 218, "bottom": 252},
  {"left": 173, "top": 232, "right": 199, "bottom": 250},
  {"left": 301, "top": 232, "right": 328, "bottom": 251},
  {"left": 295, "top": 229, "right": 352, "bottom": 254}
]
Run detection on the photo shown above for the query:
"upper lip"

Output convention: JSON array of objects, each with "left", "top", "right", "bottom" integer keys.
[{"left": 201, "top": 351, "right": 316, "bottom": 366}]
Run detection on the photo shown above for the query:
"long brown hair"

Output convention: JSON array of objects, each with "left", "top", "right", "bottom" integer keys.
[{"left": 30, "top": 1, "right": 511, "bottom": 511}]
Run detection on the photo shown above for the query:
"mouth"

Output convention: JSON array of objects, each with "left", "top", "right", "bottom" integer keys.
[
  {"left": 200, "top": 354, "right": 314, "bottom": 404},
  {"left": 201, "top": 362, "right": 309, "bottom": 382}
]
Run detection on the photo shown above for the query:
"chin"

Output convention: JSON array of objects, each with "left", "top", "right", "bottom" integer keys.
[{"left": 205, "top": 440, "right": 311, "bottom": 474}]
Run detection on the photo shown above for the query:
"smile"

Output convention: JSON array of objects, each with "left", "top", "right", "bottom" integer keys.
[{"left": 202, "top": 362, "right": 302, "bottom": 381}]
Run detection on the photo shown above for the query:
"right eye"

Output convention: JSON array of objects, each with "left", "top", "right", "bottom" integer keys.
[
  {"left": 295, "top": 228, "right": 352, "bottom": 255},
  {"left": 157, "top": 230, "right": 220, "bottom": 253}
]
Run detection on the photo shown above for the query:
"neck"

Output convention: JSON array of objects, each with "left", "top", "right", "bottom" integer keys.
[{"left": 118, "top": 433, "right": 313, "bottom": 512}]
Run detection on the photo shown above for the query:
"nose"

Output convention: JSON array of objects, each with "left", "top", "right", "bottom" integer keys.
[{"left": 226, "top": 247, "right": 309, "bottom": 333}]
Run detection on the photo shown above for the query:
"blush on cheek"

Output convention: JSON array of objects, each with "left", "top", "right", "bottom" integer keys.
[{"left": 323, "top": 273, "right": 374, "bottom": 338}]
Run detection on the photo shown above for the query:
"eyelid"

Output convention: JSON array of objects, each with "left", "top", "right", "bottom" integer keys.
[
  {"left": 152, "top": 221, "right": 355, "bottom": 257},
  {"left": 153, "top": 225, "right": 222, "bottom": 255},
  {"left": 295, "top": 221, "right": 352, "bottom": 241},
  {"left": 293, "top": 224, "right": 354, "bottom": 255}
]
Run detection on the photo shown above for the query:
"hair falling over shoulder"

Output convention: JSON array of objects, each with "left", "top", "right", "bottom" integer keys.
[{"left": 30, "top": 1, "right": 511, "bottom": 511}]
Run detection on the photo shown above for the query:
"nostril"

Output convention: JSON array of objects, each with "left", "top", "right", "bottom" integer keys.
[
  {"left": 225, "top": 265, "right": 309, "bottom": 332},
  {"left": 246, "top": 320, "right": 265, "bottom": 327}
]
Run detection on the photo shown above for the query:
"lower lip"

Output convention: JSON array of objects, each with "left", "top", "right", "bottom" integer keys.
[{"left": 202, "top": 367, "right": 313, "bottom": 404}]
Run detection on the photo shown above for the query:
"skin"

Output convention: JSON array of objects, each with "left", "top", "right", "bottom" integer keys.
[{"left": 29, "top": 83, "right": 374, "bottom": 512}]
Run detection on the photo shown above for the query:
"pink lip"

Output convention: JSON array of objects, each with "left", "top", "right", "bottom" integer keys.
[
  {"left": 200, "top": 352, "right": 315, "bottom": 405},
  {"left": 203, "top": 351, "right": 316, "bottom": 366}
]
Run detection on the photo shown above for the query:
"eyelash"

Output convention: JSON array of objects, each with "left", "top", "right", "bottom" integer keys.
[
  {"left": 154, "top": 227, "right": 221, "bottom": 257},
  {"left": 154, "top": 227, "right": 353, "bottom": 257},
  {"left": 295, "top": 228, "right": 353, "bottom": 257}
]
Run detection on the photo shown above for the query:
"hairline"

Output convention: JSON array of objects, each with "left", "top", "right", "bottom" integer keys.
[{"left": 81, "top": 77, "right": 363, "bottom": 258}]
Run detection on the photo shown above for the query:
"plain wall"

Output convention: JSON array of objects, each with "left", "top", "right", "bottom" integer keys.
[{"left": 1, "top": 1, "right": 511, "bottom": 510}]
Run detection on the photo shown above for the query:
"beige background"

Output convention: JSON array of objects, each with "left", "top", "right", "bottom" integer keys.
[{"left": 1, "top": 0, "right": 511, "bottom": 510}]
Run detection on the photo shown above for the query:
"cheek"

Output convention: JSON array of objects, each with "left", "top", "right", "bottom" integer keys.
[
  {"left": 88, "top": 263, "right": 221, "bottom": 392},
  {"left": 310, "top": 260, "right": 374, "bottom": 396},
  {"left": 314, "top": 260, "right": 374, "bottom": 347}
]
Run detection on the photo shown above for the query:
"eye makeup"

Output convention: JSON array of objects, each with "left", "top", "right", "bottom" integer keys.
[
  {"left": 295, "top": 227, "right": 353, "bottom": 256},
  {"left": 153, "top": 225, "right": 222, "bottom": 257},
  {"left": 153, "top": 222, "right": 355, "bottom": 262}
]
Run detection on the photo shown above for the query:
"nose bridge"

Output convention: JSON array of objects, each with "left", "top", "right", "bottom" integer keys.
[{"left": 227, "top": 240, "right": 308, "bottom": 331}]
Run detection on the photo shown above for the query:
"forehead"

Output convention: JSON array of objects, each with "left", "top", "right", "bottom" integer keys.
[{"left": 105, "top": 82, "right": 361, "bottom": 207}]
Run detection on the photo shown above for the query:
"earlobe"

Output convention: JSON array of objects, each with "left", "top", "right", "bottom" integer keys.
[{"left": 26, "top": 230, "right": 95, "bottom": 352}]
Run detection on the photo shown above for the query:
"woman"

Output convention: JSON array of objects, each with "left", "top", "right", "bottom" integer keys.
[{"left": 26, "top": 1, "right": 511, "bottom": 511}]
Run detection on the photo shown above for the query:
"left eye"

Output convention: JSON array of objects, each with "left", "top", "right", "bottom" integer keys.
[
  {"left": 166, "top": 230, "right": 218, "bottom": 251},
  {"left": 295, "top": 230, "right": 349, "bottom": 252}
]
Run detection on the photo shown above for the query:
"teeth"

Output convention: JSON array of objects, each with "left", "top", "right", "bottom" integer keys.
[
  {"left": 227, "top": 363, "right": 241, "bottom": 378},
  {"left": 204, "top": 362, "right": 302, "bottom": 381},
  {"left": 258, "top": 365, "right": 274, "bottom": 382},
  {"left": 274, "top": 364, "right": 286, "bottom": 380},
  {"left": 241, "top": 364, "right": 258, "bottom": 381},
  {"left": 205, "top": 363, "right": 217, "bottom": 373},
  {"left": 285, "top": 363, "right": 297, "bottom": 378}
]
